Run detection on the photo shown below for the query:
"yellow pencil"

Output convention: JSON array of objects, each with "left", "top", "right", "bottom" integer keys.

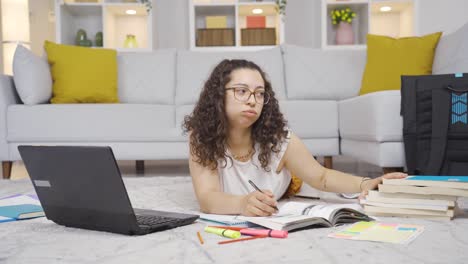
[{"left": 197, "top": 231, "right": 204, "bottom": 244}]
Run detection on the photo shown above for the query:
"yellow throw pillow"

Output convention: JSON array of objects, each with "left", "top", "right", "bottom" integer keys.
[
  {"left": 44, "top": 41, "right": 118, "bottom": 103},
  {"left": 359, "top": 32, "right": 442, "bottom": 95}
]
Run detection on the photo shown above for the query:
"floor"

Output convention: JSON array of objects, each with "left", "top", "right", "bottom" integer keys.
[{"left": 7, "top": 156, "right": 383, "bottom": 180}]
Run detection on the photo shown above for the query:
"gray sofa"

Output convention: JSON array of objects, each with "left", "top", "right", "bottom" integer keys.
[
  {"left": 1, "top": 46, "right": 365, "bottom": 178},
  {"left": 2, "top": 21, "right": 466, "bottom": 179},
  {"left": 338, "top": 21, "right": 468, "bottom": 173}
]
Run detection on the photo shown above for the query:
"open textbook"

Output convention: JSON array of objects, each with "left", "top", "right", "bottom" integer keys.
[{"left": 237, "top": 201, "right": 373, "bottom": 231}]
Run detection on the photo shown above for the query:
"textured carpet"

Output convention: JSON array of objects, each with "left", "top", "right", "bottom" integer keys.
[{"left": 0, "top": 177, "right": 467, "bottom": 264}]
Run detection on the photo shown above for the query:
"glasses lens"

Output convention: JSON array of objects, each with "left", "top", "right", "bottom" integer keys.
[
  {"left": 260, "top": 92, "right": 269, "bottom": 105},
  {"left": 254, "top": 91, "right": 265, "bottom": 103},
  {"left": 231, "top": 88, "right": 270, "bottom": 105},
  {"left": 234, "top": 88, "right": 249, "bottom": 101}
]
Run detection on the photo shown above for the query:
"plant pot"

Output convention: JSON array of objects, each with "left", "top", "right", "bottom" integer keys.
[{"left": 335, "top": 22, "right": 354, "bottom": 45}]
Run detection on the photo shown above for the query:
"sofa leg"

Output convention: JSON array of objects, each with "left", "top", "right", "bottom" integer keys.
[
  {"left": 383, "top": 167, "right": 404, "bottom": 174},
  {"left": 136, "top": 160, "right": 145, "bottom": 175},
  {"left": 324, "top": 156, "right": 333, "bottom": 169},
  {"left": 2, "top": 161, "right": 12, "bottom": 179}
]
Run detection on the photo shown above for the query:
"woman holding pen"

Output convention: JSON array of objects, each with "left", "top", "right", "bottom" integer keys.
[{"left": 183, "top": 59, "right": 406, "bottom": 217}]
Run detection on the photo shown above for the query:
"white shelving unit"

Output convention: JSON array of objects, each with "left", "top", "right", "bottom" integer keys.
[
  {"left": 322, "top": 0, "right": 416, "bottom": 49},
  {"left": 189, "top": 0, "right": 284, "bottom": 51},
  {"left": 55, "top": 0, "right": 153, "bottom": 51}
]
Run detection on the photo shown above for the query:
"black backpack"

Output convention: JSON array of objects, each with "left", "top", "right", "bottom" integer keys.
[{"left": 401, "top": 73, "right": 468, "bottom": 175}]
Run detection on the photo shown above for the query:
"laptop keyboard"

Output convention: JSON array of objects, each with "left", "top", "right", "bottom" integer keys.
[{"left": 136, "top": 215, "right": 179, "bottom": 227}]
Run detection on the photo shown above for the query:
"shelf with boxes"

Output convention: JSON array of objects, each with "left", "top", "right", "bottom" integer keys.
[
  {"left": 56, "top": 0, "right": 153, "bottom": 51},
  {"left": 322, "top": 0, "right": 415, "bottom": 49},
  {"left": 189, "top": 0, "right": 284, "bottom": 50}
]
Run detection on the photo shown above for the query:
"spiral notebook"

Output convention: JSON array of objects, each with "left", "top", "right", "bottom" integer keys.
[{"left": 199, "top": 213, "right": 250, "bottom": 226}]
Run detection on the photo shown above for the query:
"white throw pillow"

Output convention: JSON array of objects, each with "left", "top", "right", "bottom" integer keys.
[{"left": 12, "top": 45, "right": 52, "bottom": 105}]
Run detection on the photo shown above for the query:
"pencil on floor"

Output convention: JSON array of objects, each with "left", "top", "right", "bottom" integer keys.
[
  {"left": 218, "top": 235, "right": 267, "bottom": 245},
  {"left": 197, "top": 231, "right": 204, "bottom": 244}
]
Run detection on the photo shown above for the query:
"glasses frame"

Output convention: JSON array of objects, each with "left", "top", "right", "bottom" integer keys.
[{"left": 225, "top": 87, "right": 270, "bottom": 105}]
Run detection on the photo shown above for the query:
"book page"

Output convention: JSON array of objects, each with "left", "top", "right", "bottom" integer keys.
[
  {"left": 304, "top": 203, "right": 363, "bottom": 221},
  {"left": 278, "top": 201, "right": 316, "bottom": 215},
  {"left": 0, "top": 194, "right": 41, "bottom": 207},
  {"left": 279, "top": 202, "right": 363, "bottom": 221}
]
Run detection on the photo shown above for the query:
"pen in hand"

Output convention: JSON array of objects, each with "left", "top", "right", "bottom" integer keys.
[{"left": 248, "top": 180, "right": 279, "bottom": 211}]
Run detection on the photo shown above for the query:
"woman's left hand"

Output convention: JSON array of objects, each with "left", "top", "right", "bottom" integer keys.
[{"left": 359, "top": 172, "right": 407, "bottom": 200}]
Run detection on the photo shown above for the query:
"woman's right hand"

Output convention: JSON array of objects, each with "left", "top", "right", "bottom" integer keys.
[{"left": 240, "top": 190, "right": 278, "bottom": 216}]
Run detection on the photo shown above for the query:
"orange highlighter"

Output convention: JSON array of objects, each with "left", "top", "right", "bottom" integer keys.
[{"left": 209, "top": 226, "right": 288, "bottom": 238}]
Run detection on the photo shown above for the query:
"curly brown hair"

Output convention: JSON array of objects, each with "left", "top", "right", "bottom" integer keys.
[{"left": 183, "top": 59, "right": 288, "bottom": 171}]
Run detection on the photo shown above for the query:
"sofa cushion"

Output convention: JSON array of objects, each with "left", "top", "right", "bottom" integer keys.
[
  {"left": 7, "top": 104, "right": 185, "bottom": 142},
  {"left": 118, "top": 50, "right": 176, "bottom": 104},
  {"left": 339, "top": 90, "right": 402, "bottom": 142},
  {"left": 44, "top": 41, "right": 118, "bottom": 104},
  {"left": 176, "top": 47, "right": 286, "bottom": 105},
  {"left": 279, "top": 100, "right": 338, "bottom": 138},
  {"left": 176, "top": 101, "right": 338, "bottom": 139},
  {"left": 282, "top": 45, "right": 366, "bottom": 100},
  {"left": 359, "top": 32, "right": 442, "bottom": 95},
  {"left": 433, "top": 22, "right": 468, "bottom": 74},
  {"left": 341, "top": 139, "right": 405, "bottom": 167},
  {"left": 12, "top": 45, "right": 52, "bottom": 105}
]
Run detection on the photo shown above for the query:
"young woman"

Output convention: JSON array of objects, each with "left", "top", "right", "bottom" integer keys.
[{"left": 183, "top": 59, "right": 406, "bottom": 217}]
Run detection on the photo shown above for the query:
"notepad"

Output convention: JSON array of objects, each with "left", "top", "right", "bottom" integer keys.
[
  {"left": 328, "top": 221, "right": 424, "bottom": 244},
  {"left": 199, "top": 213, "right": 249, "bottom": 226}
]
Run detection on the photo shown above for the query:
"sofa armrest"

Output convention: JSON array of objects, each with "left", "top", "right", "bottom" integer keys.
[
  {"left": 0, "top": 75, "right": 21, "bottom": 161},
  {"left": 339, "top": 90, "right": 403, "bottom": 142}
]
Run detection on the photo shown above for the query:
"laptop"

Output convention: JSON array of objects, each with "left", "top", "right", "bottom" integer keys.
[{"left": 18, "top": 145, "right": 199, "bottom": 235}]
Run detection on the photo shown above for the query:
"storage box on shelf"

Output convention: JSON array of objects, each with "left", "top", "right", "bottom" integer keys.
[
  {"left": 189, "top": 0, "right": 284, "bottom": 50},
  {"left": 322, "top": 0, "right": 415, "bottom": 49},
  {"left": 57, "top": 0, "right": 153, "bottom": 51}
]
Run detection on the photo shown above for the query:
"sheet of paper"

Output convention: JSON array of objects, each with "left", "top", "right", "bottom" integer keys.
[
  {"left": 199, "top": 213, "right": 249, "bottom": 225},
  {"left": 0, "top": 194, "right": 41, "bottom": 207},
  {"left": 0, "top": 216, "right": 13, "bottom": 223},
  {"left": 328, "top": 221, "right": 424, "bottom": 244}
]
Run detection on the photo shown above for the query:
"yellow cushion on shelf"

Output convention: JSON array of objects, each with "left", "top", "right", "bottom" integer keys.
[
  {"left": 206, "top": 16, "right": 227, "bottom": 29},
  {"left": 44, "top": 41, "right": 119, "bottom": 104},
  {"left": 359, "top": 32, "right": 442, "bottom": 95}
]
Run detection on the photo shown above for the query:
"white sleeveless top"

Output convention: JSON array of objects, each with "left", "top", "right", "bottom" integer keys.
[{"left": 218, "top": 132, "right": 292, "bottom": 199}]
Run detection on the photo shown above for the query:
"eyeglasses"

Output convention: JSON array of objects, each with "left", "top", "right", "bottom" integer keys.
[{"left": 225, "top": 87, "right": 270, "bottom": 105}]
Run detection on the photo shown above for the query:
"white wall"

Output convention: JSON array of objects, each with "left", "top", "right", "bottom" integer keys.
[
  {"left": 154, "top": 0, "right": 189, "bottom": 49},
  {"left": 29, "top": 0, "right": 55, "bottom": 56},
  {"left": 0, "top": 3, "right": 3, "bottom": 73},
  {"left": 417, "top": 0, "right": 468, "bottom": 35},
  {"left": 284, "top": 0, "right": 321, "bottom": 48}
]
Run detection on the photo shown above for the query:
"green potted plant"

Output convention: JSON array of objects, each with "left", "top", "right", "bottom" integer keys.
[
  {"left": 330, "top": 7, "right": 357, "bottom": 45},
  {"left": 139, "top": 0, "right": 152, "bottom": 13},
  {"left": 276, "top": 0, "right": 287, "bottom": 16}
]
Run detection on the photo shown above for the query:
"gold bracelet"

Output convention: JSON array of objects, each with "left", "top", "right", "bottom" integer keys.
[{"left": 360, "top": 177, "right": 372, "bottom": 192}]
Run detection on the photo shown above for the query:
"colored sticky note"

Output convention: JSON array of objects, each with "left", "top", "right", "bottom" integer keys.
[{"left": 328, "top": 222, "right": 424, "bottom": 244}]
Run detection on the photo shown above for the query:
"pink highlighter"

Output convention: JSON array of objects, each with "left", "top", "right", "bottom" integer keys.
[{"left": 240, "top": 228, "right": 288, "bottom": 238}]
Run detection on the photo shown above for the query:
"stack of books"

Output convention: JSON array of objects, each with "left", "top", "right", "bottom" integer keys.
[{"left": 362, "top": 176, "right": 468, "bottom": 220}]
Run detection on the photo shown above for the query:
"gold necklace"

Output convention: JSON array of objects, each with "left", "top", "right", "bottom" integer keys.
[{"left": 231, "top": 148, "right": 254, "bottom": 162}]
